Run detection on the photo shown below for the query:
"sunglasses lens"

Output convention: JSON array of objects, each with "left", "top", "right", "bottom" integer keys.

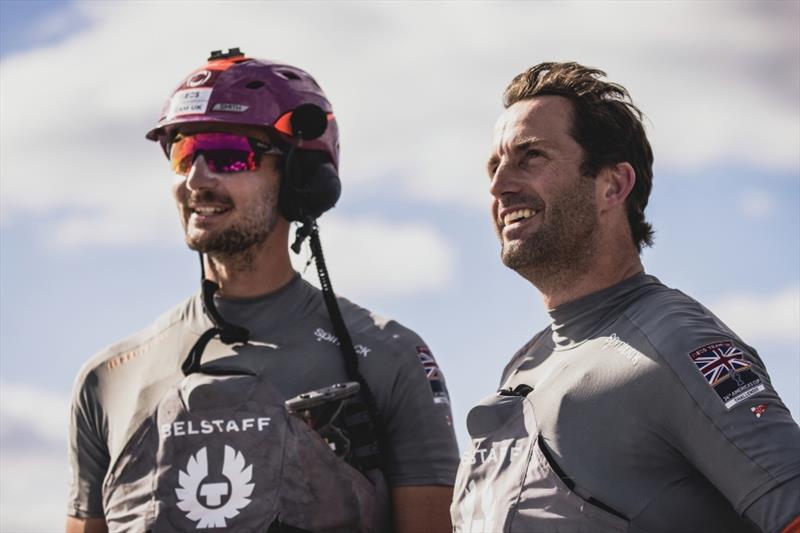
[
  {"left": 169, "top": 133, "right": 260, "bottom": 175},
  {"left": 205, "top": 150, "right": 256, "bottom": 173}
]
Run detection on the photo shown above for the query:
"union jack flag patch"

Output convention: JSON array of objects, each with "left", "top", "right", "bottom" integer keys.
[
  {"left": 416, "top": 346, "right": 450, "bottom": 405},
  {"left": 689, "top": 341, "right": 765, "bottom": 409}
]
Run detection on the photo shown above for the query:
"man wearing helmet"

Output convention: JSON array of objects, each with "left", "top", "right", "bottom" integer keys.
[{"left": 66, "top": 49, "right": 459, "bottom": 533}]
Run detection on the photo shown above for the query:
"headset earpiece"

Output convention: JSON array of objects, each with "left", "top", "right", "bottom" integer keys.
[
  {"left": 279, "top": 149, "right": 341, "bottom": 222},
  {"left": 277, "top": 103, "right": 340, "bottom": 222},
  {"left": 290, "top": 103, "right": 328, "bottom": 141}
]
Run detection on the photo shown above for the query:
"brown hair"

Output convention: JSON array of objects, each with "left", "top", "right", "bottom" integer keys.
[{"left": 504, "top": 62, "right": 655, "bottom": 251}]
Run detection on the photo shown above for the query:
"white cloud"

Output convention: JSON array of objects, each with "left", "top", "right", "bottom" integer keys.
[
  {"left": 0, "top": 383, "right": 70, "bottom": 530},
  {"left": 0, "top": 0, "right": 797, "bottom": 243},
  {"left": 0, "top": 382, "right": 69, "bottom": 446},
  {"left": 289, "top": 215, "right": 455, "bottom": 300},
  {"left": 710, "top": 285, "right": 800, "bottom": 343},
  {"left": 49, "top": 195, "right": 182, "bottom": 249},
  {"left": 1, "top": 452, "right": 68, "bottom": 531}
]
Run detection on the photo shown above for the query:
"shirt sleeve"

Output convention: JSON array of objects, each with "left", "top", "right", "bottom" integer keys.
[
  {"left": 375, "top": 333, "right": 460, "bottom": 487},
  {"left": 743, "top": 476, "right": 800, "bottom": 533},
  {"left": 652, "top": 313, "right": 800, "bottom": 532},
  {"left": 67, "top": 369, "right": 110, "bottom": 518}
]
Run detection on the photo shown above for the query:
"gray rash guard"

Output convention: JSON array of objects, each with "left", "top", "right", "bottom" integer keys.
[
  {"left": 69, "top": 274, "right": 459, "bottom": 526},
  {"left": 452, "top": 273, "right": 800, "bottom": 533}
]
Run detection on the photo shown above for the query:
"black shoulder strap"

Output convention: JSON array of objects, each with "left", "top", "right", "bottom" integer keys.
[{"left": 304, "top": 220, "right": 388, "bottom": 473}]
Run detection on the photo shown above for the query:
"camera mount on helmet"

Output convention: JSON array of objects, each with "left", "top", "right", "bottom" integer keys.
[{"left": 208, "top": 48, "right": 244, "bottom": 61}]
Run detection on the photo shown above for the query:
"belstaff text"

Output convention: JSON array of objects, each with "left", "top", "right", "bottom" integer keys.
[{"left": 161, "top": 417, "right": 271, "bottom": 438}]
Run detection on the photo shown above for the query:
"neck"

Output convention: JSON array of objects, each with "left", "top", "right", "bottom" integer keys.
[
  {"left": 203, "top": 222, "right": 296, "bottom": 298},
  {"left": 527, "top": 233, "right": 643, "bottom": 310}
]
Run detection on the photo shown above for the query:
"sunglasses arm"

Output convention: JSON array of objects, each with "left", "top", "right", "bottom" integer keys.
[{"left": 159, "top": 138, "right": 171, "bottom": 160}]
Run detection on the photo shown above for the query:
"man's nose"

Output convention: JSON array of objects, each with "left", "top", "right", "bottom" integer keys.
[
  {"left": 185, "top": 155, "right": 219, "bottom": 191},
  {"left": 489, "top": 160, "right": 521, "bottom": 199}
]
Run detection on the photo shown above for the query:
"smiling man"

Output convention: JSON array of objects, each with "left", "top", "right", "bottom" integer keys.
[
  {"left": 450, "top": 63, "right": 800, "bottom": 533},
  {"left": 66, "top": 49, "right": 458, "bottom": 533}
]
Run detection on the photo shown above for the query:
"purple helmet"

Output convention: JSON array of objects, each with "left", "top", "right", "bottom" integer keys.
[{"left": 146, "top": 48, "right": 339, "bottom": 169}]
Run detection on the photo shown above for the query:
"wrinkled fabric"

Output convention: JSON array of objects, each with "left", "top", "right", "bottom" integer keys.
[
  {"left": 452, "top": 391, "right": 629, "bottom": 532},
  {"left": 104, "top": 371, "right": 379, "bottom": 532},
  {"left": 452, "top": 273, "right": 798, "bottom": 533},
  {"left": 68, "top": 275, "right": 459, "bottom": 527}
]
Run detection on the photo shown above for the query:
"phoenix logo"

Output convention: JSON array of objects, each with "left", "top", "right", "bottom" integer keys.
[{"left": 175, "top": 445, "right": 255, "bottom": 528}]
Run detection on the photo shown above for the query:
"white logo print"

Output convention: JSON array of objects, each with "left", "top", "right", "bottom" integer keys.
[
  {"left": 314, "top": 327, "right": 372, "bottom": 357},
  {"left": 186, "top": 70, "right": 212, "bottom": 87},
  {"left": 175, "top": 445, "right": 255, "bottom": 528}
]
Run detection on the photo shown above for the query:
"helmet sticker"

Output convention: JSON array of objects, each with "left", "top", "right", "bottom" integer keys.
[
  {"left": 182, "top": 67, "right": 225, "bottom": 90},
  {"left": 212, "top": 103, "right": 250, "bottom": 113},
  {"left": 168, "top": 88, "right": 213, "bottom": 119},
  {"left": 186, "top": 70, "right": 212, "bottom": 88}
]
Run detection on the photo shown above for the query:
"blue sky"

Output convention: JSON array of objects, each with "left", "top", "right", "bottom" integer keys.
[
  {"left": 0, "top": 1, "right": 89, "bottom": 56},
  {"left": 1, "top": 1, "right": 798, "bottom": 530}
]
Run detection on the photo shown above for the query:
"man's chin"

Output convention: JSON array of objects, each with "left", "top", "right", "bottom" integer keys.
[
  {"left": 502, "top": 242, "right": 553, "bottom": 276},
  {"left": 184, "top": 232, "right": 227, "bottom": 254},
  {"left": 501, "top": 242, "right": 533, "bottom": 269},
  {"left": 183, "top": 226, "right": 270, "bottom": 259},
  {"left": 185, "top": 233, "right": 211, "bottom": 252},
  {"left": 502, "top": 256, "right": 530, "bottom": 273}
]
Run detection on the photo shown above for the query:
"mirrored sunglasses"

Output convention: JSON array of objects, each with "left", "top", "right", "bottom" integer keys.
[{"left": 169, "top": 132, "right": 284, "bottom": 176}]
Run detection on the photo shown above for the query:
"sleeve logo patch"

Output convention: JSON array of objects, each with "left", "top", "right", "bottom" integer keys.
[
  {"left": 416, "top": 346, "right": 450, "bottom": 405},
  {"left": 689, "top": 341, "right": 765, "bottom": 409}
]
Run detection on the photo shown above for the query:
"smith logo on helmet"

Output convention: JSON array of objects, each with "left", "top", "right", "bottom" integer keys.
[
  {"left": 175, "top": 445, "right": 255, "bottom": 529},
  {"left": 212, "top": 103, "right": 250, "bottom": 113}
]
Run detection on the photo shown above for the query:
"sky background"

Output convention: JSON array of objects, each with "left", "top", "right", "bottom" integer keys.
[{"left": 1, "top": 1, "right": 798, "bottom": 530}]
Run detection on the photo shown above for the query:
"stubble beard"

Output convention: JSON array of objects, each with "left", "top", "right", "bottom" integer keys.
[
  {"left": 500, "top": 176, "right": 599, "bottom": 293},
  {"left": 184, "top": 188, "right": 279, "bottom": 271}
]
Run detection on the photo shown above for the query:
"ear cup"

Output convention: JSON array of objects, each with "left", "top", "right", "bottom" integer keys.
[{"left": 279, "top": 150, "right": 341, "bottom": 221}]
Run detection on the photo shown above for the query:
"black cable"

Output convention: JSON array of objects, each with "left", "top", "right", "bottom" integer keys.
[
  {"left": 181, "top": 252, "right": 250, "bottom": 375},
  {"left": 305, "top": 219, "right": 389, "bottom": 473}
]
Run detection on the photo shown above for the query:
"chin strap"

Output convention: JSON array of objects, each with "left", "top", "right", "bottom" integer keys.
[
  {"left": 293, "top": 216, "right": 388, "bottom": 473},
  {"left": 182, "top": 253, "right": 250, "bottom": 375}
]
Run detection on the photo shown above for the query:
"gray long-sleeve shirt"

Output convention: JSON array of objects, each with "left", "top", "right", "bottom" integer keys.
[
  {"left": 69, "top": 274, "right": 459, "bottom": 526},
  {"left": 455, "top": 273, "right": 799, "bottom": 532}
]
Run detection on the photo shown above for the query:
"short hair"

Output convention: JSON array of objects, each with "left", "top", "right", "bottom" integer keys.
[{"left": 504, "top": 62, "right": 655, "bottom": 251}]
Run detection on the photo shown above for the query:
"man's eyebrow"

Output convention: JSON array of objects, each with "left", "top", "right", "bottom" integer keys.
[
  {"left": 487, "top": 138, "right": 555, "bottom": 173},
  {"left": 510, "top": 138, "right": 554, "bottom": 155}
]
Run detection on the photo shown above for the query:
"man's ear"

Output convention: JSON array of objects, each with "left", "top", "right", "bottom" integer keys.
[{"left": 597, "top": 162, "right": 636, "bottom": 212}]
